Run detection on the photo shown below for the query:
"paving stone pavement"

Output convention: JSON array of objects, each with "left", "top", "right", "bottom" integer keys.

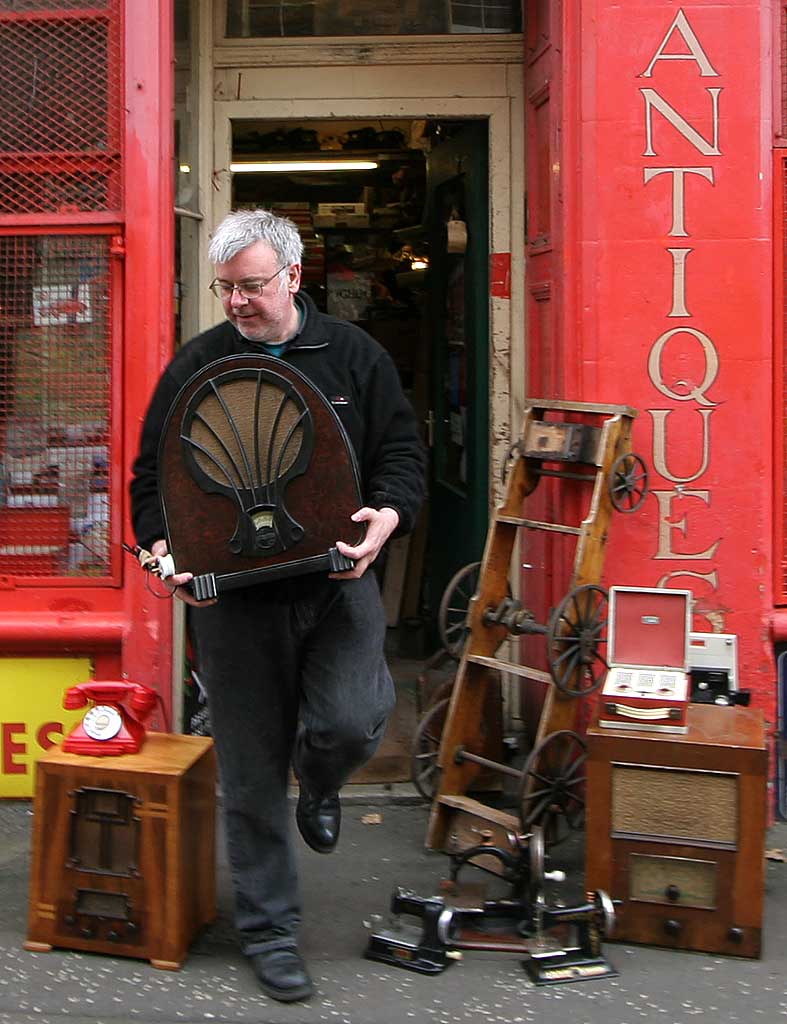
[{"left": 1, "top": 797, "right": 786, "bottom": 1024}]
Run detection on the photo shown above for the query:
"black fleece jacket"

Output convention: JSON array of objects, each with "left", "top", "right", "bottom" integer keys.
[{"left": 130, "top": 291, "right": 427, "bottom": 553}]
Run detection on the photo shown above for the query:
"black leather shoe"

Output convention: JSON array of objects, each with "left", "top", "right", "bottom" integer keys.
[
  {"left": 249, "top": 948, "right": 314, "bottom": 1003},
  {"left": 296, "top": 784, "right": 341, "bottom": 853}
]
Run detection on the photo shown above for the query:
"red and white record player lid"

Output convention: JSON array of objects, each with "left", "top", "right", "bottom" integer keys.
[{"left": 608, "top": 586, "right": 692, "bottom": 670}]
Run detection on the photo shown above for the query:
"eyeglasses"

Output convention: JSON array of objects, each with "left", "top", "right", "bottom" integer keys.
[{"left": 209, "top": 264, "right": 288, "bottom": 300}]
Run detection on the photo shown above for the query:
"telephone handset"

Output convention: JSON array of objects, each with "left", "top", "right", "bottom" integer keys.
[{"left": 62, "top": 681, "right": 158, "bottom": 756}]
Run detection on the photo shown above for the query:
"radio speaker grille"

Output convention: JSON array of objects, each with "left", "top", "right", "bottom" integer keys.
[
  {"left": 611, "top": 764, "right": 737, "bottom": 844},
  {"left": 188, "top": 379, "right": 304, "bottom": 488}
]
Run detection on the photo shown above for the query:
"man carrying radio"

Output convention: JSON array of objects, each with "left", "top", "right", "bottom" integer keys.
[{"left": 130, "top": 209, "right": 425, "bottom": 1003}]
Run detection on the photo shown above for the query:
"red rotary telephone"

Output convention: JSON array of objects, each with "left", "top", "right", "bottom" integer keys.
[{"left": 62, "top": 681, "right": 158, "bottom": 756}]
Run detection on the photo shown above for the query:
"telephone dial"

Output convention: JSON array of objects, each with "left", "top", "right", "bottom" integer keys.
[{"left": 62, "top": 681, "right": 158, "bottom": 756}]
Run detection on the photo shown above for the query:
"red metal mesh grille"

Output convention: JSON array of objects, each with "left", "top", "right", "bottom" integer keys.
[
  {"left": 0, "top": 1, "right": 121, "bottom": 215},
  {"left": 0, "top": 234, "right": 113, "bottom": 578}
]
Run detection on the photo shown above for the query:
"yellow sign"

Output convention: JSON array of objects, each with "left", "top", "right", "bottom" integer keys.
[{"left": 0, "top": 658, "right": 91, "bottom": 798}]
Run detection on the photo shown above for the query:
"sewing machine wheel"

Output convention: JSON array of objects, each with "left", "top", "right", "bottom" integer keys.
[
  {"left": 518, "top": 730, "right": 587, "bottom": 847},
  {"left": 608, "top": 452, "right": 649, "bottom": 513},
  {"left": 546, "top": 585, "right": 609, "bottom": 696},
  {"left": 592, "top": 889, "right": 616, "bottom": 938},
  {"left": 411, "top": 698, "right": 449, "bottom": 801},
  {"left": 438, "top": 562, "right": 481, "bottom": 658},
  {"left": 528, "top": 825, "right": 546, "bottom": 901}
]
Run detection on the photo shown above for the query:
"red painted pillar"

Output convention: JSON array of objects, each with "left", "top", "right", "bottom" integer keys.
[
  {"left": 121, "top": 0, "right": 175, "bottom": 722},
  {"left": 567, "top": 4, "right": 775, "bottom": 719}
]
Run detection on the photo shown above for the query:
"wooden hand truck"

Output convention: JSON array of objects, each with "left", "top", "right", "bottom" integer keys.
[{"left": 422, "top": 399, "right": 647, "bottom": 857}]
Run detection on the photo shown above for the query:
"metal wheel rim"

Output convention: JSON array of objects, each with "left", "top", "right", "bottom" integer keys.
[
  {"left": 528, "top": 824, "right": 545, "bottom": 902},
  {"left": 518, "top": 730, "right": 588, "bottom": 847},
  {"left": 594, "top": 889, "right": 616, "bottom": 937}
]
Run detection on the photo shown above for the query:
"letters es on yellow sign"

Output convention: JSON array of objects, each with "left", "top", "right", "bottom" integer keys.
[{"left": 0, "top": 658, "right": 91, "bottom": 798}]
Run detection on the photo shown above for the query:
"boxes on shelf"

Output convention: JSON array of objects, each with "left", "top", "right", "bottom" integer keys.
[
  {"left": 317, "top": 202, "right": 366, "bottom": 217},
  {"left": 327, "top": 271, "right": 373, "bottom": 321}
]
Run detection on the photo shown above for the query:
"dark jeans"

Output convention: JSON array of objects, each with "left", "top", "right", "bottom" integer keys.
[{"left": 189, "top": 572, "right": 395, "bottom": 955}]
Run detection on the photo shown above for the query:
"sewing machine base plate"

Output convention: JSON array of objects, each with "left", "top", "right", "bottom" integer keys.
[{"left": 523, "top": 952, "right": 618, "bottom": 986}]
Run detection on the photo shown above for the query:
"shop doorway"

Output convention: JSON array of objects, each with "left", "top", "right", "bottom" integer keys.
[
  {"left": 228, "top": 116, "right": 489, "bottom": 630},
  {"left": 218, "top": 116, "right": 490, "bottom": 778}
]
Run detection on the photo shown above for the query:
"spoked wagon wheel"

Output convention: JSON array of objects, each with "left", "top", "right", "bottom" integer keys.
[
  {"left": 410, "top": 697, "right": 449, "bottom": 802},
  {"left": 438, "top": 562, "right": 481, "bottom": 659},
  {"left": 608, "top": 453, "right": 649, "bottom": 513},
  {"left": 546, "top": 584, "right": 609, "bottom": 697},
  {"left": 518, "top": 730, "right": 587, "bottom": 847}
]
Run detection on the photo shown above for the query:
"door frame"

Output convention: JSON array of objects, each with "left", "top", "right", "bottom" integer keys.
[{"left": 207, "top": 86, "right": 524, "bottom": 506}]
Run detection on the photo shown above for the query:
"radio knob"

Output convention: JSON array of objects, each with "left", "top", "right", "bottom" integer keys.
[
  {"left": 107, "top": 930, "right": 120, "bottom": 942},
  {"left": 728, "top": 927, "right": 744, "bottom": 943},
  {"left": 64, "top": 915, "right": 75, "bottom": 926},
  {"left": 80, "top": 927, "right": 95, "bottom": 939},
  {"left": 665, "top": 884, "right": 681, "bottom": 902},
  {"left": 664, "top": 918, "right": 682, "bottom": 937}
]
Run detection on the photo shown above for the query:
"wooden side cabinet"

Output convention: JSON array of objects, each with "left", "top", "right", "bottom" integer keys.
[
  {"left": 586, "top": 705, "right": 767, "bottom": 958},
  {"left": 25, "top": 733, "right": 216, "bottom": 970}
]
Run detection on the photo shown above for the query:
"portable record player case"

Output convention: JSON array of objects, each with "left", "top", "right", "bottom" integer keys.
[{"left": 598, "top": 587, "right": 692, "bottom": 734}]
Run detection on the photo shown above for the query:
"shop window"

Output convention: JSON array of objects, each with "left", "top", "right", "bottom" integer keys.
[
  {"left": 0, "top": 0, "right": 121, "bottom": 215},
  {"left": 0, "top": 234, "right": 114, "bottom": 579},
  {"left": 224, "top": 0, "right": 521, "bottom": 38}
]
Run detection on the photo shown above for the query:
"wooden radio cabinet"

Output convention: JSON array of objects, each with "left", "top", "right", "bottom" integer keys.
[
  {"left": 586, "top": 704, "right": 767, "bottom": 958},
  {"left": 25, "top": 733, "right": 216, "bottom": 969}
]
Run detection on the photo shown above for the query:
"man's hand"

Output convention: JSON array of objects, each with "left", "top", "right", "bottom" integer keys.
[
  {"left": 150, "top": 540, "right": 217, "bottom": 606},
  {"left": 331, "top": 506, "right": 399, "bottom": 579}
]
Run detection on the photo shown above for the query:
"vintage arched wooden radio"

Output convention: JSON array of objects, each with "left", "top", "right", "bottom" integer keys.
[{"left": 158, "top": 354, "right": 363, "bottom": 600}]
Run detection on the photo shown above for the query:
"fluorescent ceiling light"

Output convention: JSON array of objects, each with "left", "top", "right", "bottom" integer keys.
[{"left": 230, "top": 160, "right": 379, "bottom": 173}]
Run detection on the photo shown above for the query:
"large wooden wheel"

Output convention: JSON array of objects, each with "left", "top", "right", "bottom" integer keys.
[
  {"left": 518, "top": 730, "right": 587, "bottom": 847},
  {"left": 438, "top": 562, "right": 481, "bottom": 658},
  {"left": 411, "top": 698, "right": 449, "bottom": 802},
  {"left": 546, "top": 584, "right": 609, "bottom": 697}
]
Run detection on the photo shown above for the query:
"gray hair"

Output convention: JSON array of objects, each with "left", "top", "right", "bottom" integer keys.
[{"left": 207, "top": 209, "right": 304, "bottom": 266}]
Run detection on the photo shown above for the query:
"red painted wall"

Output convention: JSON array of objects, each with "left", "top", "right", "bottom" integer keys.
[
  {"left": 567, "top": 4, "right": 776, "bottom": 721},
  {"left": 0, "top": 0, "right": 174, "bottom": 728}
]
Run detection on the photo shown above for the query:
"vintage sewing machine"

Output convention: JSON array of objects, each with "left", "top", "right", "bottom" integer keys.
[{"left": 365, "top": 827, "right": 617, "bottom": 985}]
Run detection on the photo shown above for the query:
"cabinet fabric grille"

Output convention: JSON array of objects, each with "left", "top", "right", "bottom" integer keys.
[
  {"left": 629, "top": 853, "right": 717, "bottom": 909},
  {"left": 0, "top": 0, "right": 121, "bottom": 215},
  {"left": 611, "top": 764, "right": 737, "bottom": 844},
  {"left": 0, "top": 234, "right": 113, "bottom": 578}
]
